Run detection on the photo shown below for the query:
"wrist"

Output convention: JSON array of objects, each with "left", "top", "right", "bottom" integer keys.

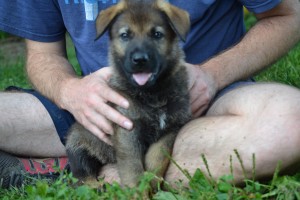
[
  {"left": 56, "top": 76, "right": 81, "bottom": 110},
  {"left": 195, "top": 64, "right": 219, "bottom": 96},
  {"left": 199, "top": 56, "right": 233, "bottom": 92}
]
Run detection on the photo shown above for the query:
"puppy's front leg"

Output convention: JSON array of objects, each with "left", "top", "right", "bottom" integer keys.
[
  {"left": 145, "top": 133, "right": 177, "bottom": 189},
  {"left": 114, "top": 128, "right": 144, "bottom": 187}
]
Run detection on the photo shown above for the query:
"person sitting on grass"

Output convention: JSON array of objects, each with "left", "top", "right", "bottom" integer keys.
[{"left": 0, "top": 0, "right": 300, "bottom": 188}]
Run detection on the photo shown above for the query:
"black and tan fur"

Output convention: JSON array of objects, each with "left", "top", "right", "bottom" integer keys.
[{"left": 66, "top": 0, "right": 191, "bottom": 189}]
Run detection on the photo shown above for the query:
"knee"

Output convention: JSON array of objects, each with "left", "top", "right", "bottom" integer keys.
[
  {"left": 207, "top": 83, "right": 300, "bottom": 118},
  {"left": 262, "top": 84, "right": 300, "bottom": 135}
]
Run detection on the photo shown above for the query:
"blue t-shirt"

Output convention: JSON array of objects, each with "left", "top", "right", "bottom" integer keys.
[{"left": 0, "top": 0, "right": 281, "bottom": 76}]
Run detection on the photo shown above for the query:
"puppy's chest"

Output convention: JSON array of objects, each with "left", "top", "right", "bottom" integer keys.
[
  {"left": 143, "top": 107, "right": 169, "bottom": 131},
  {"left": 139, "top": 98, "right": 183, "bottom": 136},
  {"left": 158, "top": 112, "right": 167, "bottom": 130}
]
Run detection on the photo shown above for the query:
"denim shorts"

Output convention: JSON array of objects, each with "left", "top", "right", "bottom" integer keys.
[{"left": 6, "top": 79, "right": 255, "bottom": 144}]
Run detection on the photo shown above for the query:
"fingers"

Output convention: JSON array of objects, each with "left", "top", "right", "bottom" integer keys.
[
  {"left": 96, "top": 67, "right": 130, "bottom": 109},
  {"left": 85, "top": 123, "right": 113, "bottom": 146},
  {"left": 191, "top": 103, "right": 209, "bottom": 118},
  {"left": 185, "top": 63, "right": 216, "bottom": 117},
  {"left": 93, "top": 69, "right": 132, "bottom": 129},
  {"left": 99, "top": 83, "right": 130, "bottom": 109},
  {"left": 96, "top": 66, "right": 113, "bottom": 81},
  {"left": 81, "top": 67, "right": 133, "bottom": 142},
  {"left": 81, "top": 83, "right": 132, "bottom": 136},
  {"left": 94, "top": 102, "right": 133, "bottom": 130},
  {"left": 190, "top": 93, "right": 210, "bottom": 117},
  {"left": 189, "top": 83, "right": 200, "bottom": 105},
  {"left": 185, "top": 62, "right": 197, "bottom": 91},
  {"left": 190, "top": 84, "right": 211, "bottom": 112},
  {"left": 84, "top": 107, "right": 114, "bottom": 135},
  {"left": 81, "top": 115, "right": 112, "bottom": 145},
  {"left": 63, "top": 67, "right": 133, "bottom": 145}
]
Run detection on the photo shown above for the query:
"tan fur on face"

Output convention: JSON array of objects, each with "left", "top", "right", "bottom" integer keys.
[
  {"left": 95, "top": 0, "right": 127, "bottom": 39},
  {"left": 154, "top": 0, "right": 190, "bottom": 41},
  {"left": 109, "top": 7, "right": 179, "bottom": 60},
  {"left": 96, "top": 0, "right": 190, "bottom": 41}
]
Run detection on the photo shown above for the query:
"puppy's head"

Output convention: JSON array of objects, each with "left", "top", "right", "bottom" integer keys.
[{"left": 96, "top": 0, "right": 190, "bottom": 88}]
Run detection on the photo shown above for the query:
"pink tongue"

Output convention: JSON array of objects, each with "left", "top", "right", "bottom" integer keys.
[{"left": 132, "top": 73, "right": 152, "bottom": 86}]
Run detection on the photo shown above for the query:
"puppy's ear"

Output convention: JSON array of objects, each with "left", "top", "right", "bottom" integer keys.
[
  {"left": 155, "top": 0, "right": 190, "bottom": 42},
  {"left": 95, "top": 0, "right": 127, "bottom": 40}
]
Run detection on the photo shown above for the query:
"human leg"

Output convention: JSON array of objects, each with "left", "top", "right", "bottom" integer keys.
[
  {"left": 165, "top": 83, "right": 300, "bottom": 184},
  {"left": 0, "top": 91, "right": 73, "bottom": 188},
  {"left": 0, "top": 91, "right": 66, "bottom": 157}
]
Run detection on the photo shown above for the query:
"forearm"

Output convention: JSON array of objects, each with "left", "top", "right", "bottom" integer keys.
[
  {"left": 200, "top": 1, "right": 300, "bottom": 91},
  {"left": 26, "top": 39, "right": 78, "bottom": 108}
]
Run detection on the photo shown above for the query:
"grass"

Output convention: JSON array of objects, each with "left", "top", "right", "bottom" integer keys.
[
  {"left": 1, "top": 156, "right": 300, "bottom": 200},
  {"left": 255, "top": 43, "right": 300, "bottom": 87},
  {"left": 0, "top": 35, "right": 80, "bottom": 90},
  {"left": 1, "top": 14, "right": 300, "bottom": 199}
]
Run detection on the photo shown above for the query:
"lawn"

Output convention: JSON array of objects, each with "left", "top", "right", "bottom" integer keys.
[{"left": 0, "top": 14, "right": 300, "bottom": 199}]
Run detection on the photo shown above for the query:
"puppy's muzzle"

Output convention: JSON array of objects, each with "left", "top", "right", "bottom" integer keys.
[
  {"left": 126, "top": 49, "right": 159, "bottom": 87},
  {"left": 130, "top": 51, "right": 153, "bottom": 86},
  {"left": 131, "top": 52, "right": 150, "bottom": 66}
]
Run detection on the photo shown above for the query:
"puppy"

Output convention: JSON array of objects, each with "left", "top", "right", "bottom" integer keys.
[{"left": 66, "top": 0, "right": 191, "bottom": 189}]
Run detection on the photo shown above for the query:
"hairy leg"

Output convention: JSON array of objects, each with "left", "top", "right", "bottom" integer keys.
[
  {"left": 0, "top": 92, "right": 66, "bottom": 157},
  {"left": 165, "top": 83, "right": 300, "bottom": 184}
]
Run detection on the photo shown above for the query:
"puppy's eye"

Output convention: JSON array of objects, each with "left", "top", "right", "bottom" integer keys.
[
  {"left": 152, "top": 31, "right": 164, "bottom": 40},
  {"left": 120, "top": 32, "right": 130, "bottom": 41}
]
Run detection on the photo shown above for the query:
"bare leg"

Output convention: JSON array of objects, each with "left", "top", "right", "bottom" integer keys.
[
  {"left": 100, "top": 83, "right": 300, "bottom": 185},
  {"left": 0, "top": 92, "right": 66, "bottom": 157},
  {"left": 166, "top": 83, "right": 300, "bottom": 184}
]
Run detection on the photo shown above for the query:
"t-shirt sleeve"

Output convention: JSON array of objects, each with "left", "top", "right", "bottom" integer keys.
[
  {"left": 0, "top": 0, "right": 66, "bottom": 42},
  {"left": 240, "top": 0, "right": 282, "bottom": 14}
]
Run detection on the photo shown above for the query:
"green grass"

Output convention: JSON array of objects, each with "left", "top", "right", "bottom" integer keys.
[
  {"left": 0, "top": 32, "right": 9, "bottom": 40},
  {"left": 0, "top": 38, "right": 29, "bottom": 89},
  {"left": 0, "top": 13, "right": 300, "bottom": 199},
  {"left": 255, "top": 43, "right": 300, "bottom": 87},
  {"left": 1, "top": 157, "right": 300, "bottom": 200}
]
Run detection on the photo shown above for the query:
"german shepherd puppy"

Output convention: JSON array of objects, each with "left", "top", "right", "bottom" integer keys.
[{"left": 66, "top": 0, "right": 191, "bottom": 189}]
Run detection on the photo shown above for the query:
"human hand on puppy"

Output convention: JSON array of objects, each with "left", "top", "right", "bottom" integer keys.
[
  {"left": 60, "top": 67, "right": 132, "bottom": 145},
  {"left": 185, "top": 63, "right": 218, "bottom": 117}
]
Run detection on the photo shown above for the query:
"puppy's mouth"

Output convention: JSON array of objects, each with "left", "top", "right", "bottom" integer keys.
[{"left": 132, "top": 72, "right": 154, "bottom": 86}]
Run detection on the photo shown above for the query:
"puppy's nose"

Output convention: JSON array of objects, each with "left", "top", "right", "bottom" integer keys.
[{"left": 131, "top": 52, "right": 149, "bottom": 65}]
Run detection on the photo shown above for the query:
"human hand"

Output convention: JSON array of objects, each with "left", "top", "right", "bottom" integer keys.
[
  {"left": 185, "top": 63, "right": 217, "bottom": 117},
  {"left": 60, "top": 67, "right": 132, "bottom": 145}
]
